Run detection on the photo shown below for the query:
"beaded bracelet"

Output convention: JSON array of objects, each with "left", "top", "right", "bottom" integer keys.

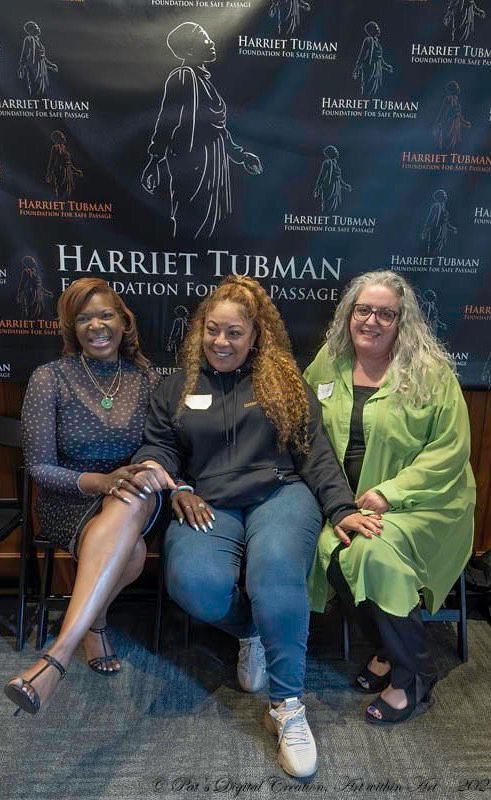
[{"left": 170, "top": 484, "right": 195, "bottom": 499}]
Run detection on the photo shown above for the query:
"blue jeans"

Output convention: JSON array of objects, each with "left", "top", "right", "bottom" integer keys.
[{"left": 164, "top": 481, "right": 322, "bottom": 702}]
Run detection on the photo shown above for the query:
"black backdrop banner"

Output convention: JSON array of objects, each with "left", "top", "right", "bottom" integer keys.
[{"left": 1, "top": 0, "right": 490, "bottom": 386}]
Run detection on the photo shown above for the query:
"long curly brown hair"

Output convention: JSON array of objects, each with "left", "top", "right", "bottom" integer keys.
[
  {"left": 177, "top": 276, "right": 311, "bottom": 453},
  {"left": 57, "top": 278, "right": 150, "bottom": 370}
]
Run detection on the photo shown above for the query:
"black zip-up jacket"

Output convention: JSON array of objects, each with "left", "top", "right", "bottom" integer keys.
[{"left": 134, "top": 361, "right": 357, "bottom": 525}]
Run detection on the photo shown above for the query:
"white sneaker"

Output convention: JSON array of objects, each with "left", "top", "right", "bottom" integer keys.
[
  {"left": 264, "top": 697, "right": 318, "bottom": 779},
  {"left": 237, "top": 635, "right": 267, "bottom": 692}
]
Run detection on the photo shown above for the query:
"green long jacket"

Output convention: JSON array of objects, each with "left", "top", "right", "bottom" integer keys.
[{"left": 304, "top": 348, "right": 476, "bottom": 616}]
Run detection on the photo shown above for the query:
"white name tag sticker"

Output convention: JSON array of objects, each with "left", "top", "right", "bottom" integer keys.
[
  {"left": 317, "top": 382, "right": 334, "bottom": 400},
  {"left": 185, "top": 394, "right": 212, "bottom": 410}
]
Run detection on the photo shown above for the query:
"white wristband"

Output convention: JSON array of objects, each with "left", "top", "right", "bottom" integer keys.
[{"left": 170, "top": 484, "right": 194, "bottom": 499}]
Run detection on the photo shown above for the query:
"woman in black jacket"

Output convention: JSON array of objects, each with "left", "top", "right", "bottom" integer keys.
[{"left": 133, "top": 275, "right": 381, "bottom": 779}]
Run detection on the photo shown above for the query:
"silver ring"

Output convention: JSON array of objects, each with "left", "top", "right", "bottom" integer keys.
[
  {"left": 117, "top": 478, "right": 124, "bottom": 488},
  {"left": 198, "top": 503, "right": 206, "bottom": 509}
]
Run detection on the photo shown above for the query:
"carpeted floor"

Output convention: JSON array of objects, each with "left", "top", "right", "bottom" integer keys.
[{"left": 0, "top": 598, "right": 489, "bottom": 800}]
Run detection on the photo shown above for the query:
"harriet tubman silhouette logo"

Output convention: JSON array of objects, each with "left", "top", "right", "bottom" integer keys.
[
  {"left": 141, "top": 22, "right": 263, "bottom": 240},
  {"left": 17, "top": 256, "right": 53, "bottom": 319},
  {"left": 18, "top": 21, "right": 58, "bottom": 98},
  {"left": 421, "top": 190, "right": 457, "bottom": 255},
  {"left": 433, "top": 81, "right": 471, "bottom": 153},
  {"left": 166, "top": 305, "right": 190, "bottom": 363},
  {"left": 444, "top": 0, "right": 486, "bottom": 43},
  {"left": 269, "top": 0, "right": 311, "bottom": 35},
  {"left": 353, "top": 21, "right": 393, "bottom": 97},
  {"left": 417, "top": 288, "right": 447, "bottom": 337},
  {"left": 46, "top": 131, "right": 83, "bottom": 198},
  {"left": 313, "top": 146, "right": 351, "bottom": 213}
]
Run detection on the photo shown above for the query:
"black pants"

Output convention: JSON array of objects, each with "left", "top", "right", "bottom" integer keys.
[{"left": 327, "top": 547, "right": 437, "bottom": 690}]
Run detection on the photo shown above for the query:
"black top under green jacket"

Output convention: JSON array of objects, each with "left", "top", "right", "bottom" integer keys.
[{"left": 134, "top": 361, "right": 357, "bottom": 525}]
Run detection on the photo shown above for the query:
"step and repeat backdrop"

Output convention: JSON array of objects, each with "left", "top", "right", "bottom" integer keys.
[{"left": 0, "top": 0, "right": 490, "bottom": 385}]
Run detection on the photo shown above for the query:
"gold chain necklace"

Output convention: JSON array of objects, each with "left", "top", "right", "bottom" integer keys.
[{"left": 80, "top": 354, "right": 122, "bottom": 410}]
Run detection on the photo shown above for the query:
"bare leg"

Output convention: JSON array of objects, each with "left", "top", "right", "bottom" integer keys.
[
  {"left": 6, "top": 493, "right": 155, "bottom": 709},
  {"left": 82, "top": 536, "right": 147, "bottom": 672}
]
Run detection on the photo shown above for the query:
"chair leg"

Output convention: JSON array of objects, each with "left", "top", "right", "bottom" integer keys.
[
  {"left": 153, "top": 590, "right": 164, "bottom": 655},
  {"left": 36, "top": 547, "right": 54, "bottom": 650},
  {"left": 184, "top": 612, "right": 190, "bottom": 650},
  {"left": 152, "top": 550, "right": 165, "bottom": 655},
  {"left": 457, "top": 571, "right": 468, "bottom": 663},
  {"left": 16, "top": 556, "right": 27, "bottom": 651},
  {"left": 16, "top": 525, "right": 28, "bottom": 651},
  {"left": 15, "top": 472, "right": 32, "bottom": 651},
  {"left": 342, "top": 614, "right": 350, "bottom": 661}
]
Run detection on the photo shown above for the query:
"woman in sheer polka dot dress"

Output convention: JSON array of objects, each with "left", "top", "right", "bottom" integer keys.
[{"left": 4, "top": 278, "right": 177, "bottom": 715}]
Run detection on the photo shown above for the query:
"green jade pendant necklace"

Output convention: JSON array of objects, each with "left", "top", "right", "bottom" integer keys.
[{"left": 80, "top": 353, "right": 122, "bottom": 410}]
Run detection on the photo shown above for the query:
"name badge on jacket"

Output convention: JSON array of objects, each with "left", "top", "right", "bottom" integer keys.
[
  {"left": 185, "top": 394, "right": 212, "bottom": 410},
  {"left": 317, "top": 382, "right": 334, "bottom": 400}
]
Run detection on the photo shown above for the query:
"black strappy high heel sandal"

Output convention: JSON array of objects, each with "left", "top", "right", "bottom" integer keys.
[
  {"left": 4, "top": 654, "right": 67, "bottom": 716},
  {"left": 86, "top": 627, "right": 120, "bottom": 675}
]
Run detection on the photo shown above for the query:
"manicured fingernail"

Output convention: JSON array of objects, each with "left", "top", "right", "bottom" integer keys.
[
  {"left": 201, "top": 525, "right": 207, "bottom": 533},
  {"left": 144, "top": 486, "right": 152, "bottom": 494},
  {"left": 194, "top": 525, "right": 200, "bottom": 532},
  {"left": 123, "top": 498, "right": 132, "bottom": 505},
  {"left": 211, "top": 513, "right": 216, "bottom": 521},
  {"left": 178, "top": 517, "right": 183, "bottom": 525},
  {"left": 208, "top": 522, "right": 214, "bottom": 530},
  {"left": 139, "top": 492, "right": 146, "bottom": 500}
]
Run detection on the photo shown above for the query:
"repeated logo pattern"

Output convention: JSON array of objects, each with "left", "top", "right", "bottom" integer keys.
[{"left": 0, "top": 1, "right": 489, "bottom": 384}]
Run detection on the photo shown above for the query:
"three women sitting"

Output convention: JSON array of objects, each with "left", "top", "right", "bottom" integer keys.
[{"left": 4, "top": 271, "right": 475, "bottom": 779}]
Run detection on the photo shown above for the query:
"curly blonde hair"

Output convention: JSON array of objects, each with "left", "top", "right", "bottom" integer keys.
[
  {"left": 324, "top": 270, "right": 454, "bottom": 406},
  {"left": 178, "top": 276, "right": 311, "bottom": 452},
  {"left": 57, "top": 278, "right": 150, "bottom": 370}
]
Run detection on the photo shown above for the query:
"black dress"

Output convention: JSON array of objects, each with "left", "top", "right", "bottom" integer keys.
[{"left": 22, "top": 356, "right": 161, "bottom": 554}]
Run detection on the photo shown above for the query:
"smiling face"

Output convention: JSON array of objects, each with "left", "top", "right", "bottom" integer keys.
[
  {"left": 203, "top": 300, "right": 256, "bottom": 373},
  {"left": 349, "top": 284, "right": 400, "bottom": 362},
  {"left": 74, "top": 292, "right": 125, "bottom": 362}
]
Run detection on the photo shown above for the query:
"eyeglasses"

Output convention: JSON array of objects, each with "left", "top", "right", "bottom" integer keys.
[{"left": 352, "top": 304, "right": 400, "bottom": 327}]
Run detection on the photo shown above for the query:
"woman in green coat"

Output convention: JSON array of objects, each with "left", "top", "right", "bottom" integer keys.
[{"left": 304, "top": 270, "right": 475, "bottom": 725}]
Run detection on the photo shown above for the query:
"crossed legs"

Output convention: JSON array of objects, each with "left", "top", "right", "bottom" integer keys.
[{"left": 6, "top": 493, "right": 155, "bottom": 710}]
